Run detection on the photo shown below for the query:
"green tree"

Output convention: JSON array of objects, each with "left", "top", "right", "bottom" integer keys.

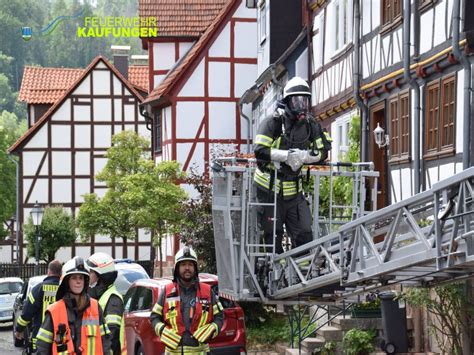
[
  {"left": 23, "top": 205, "right": 76, "bottom": 262},
  {"left": 77, "top": 131, "right": 150, "bottom": 253},
  {"left": 122, "top": 160, "right": 188, "bottom": 275},
  {"left": 0, "top": 111, "right": 26, "bottom": 239},
  {"left": 179, "top": 169, "right": 216, "bottom": 273}
]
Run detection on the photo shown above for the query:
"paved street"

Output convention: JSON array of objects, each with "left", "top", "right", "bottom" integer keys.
[{"left": 0, "top": 322, "right": 22, "bottom": 354}]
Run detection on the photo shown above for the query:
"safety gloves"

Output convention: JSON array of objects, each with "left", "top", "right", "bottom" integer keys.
[
  {"left": 193, "top": 323, "right": 219, "bottom": 343},
  {"left": 286, "top": 149, "right": 322, "bottom": 171},
  {"left": 159, "top": 326, "right": 182, "bottom": 350}
]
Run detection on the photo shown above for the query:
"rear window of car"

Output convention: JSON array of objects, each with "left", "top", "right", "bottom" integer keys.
[
  {"left": 0, "top": 282, "right": 22, "bottom": 295},
  {"left": 120, "top": 269, "right": 149, "bottom": 283}
]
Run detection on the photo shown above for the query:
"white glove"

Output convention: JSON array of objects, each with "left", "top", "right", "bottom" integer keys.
[
  {"left": 270, "top": 149, "right": 289, "bottom": 162},
  {"left": 286, "top": 149, "right": 307, "bottom": 171},
  {"left": 303, "top": 150, "right": 322, "bottom": 164}
]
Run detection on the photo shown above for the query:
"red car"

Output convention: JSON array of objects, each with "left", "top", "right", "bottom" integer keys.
[{"left": 123, "top": 273, "right": 246, "bottom": 355}]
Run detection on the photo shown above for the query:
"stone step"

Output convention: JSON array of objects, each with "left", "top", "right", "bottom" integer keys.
[
  {"left": 285, "top": 349, "right": 309, "bottom": 355},
  {"left": 300, "top": 336, "right": 325, "bottom": 353},
  {"left": 331, "top": 315, "right": 413, "bottom": 331},
  {"left": 316, "top": 325, "right": 343, "bottom": 341}
]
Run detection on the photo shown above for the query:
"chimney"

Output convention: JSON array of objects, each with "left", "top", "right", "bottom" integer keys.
[
  {"left": 131, "top": 54, "right": 149, "bottom": 66},
  {"left": 111, "top": 45, "right": 131, "bottom": 79}
]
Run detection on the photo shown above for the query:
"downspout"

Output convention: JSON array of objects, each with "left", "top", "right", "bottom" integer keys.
[
  {"left": 453, "top": 3, "right": 472, "bottom": 355},
  {"left": 7, "top": 154, "right": 20, "bottom": 264},
  {"left": 353, "top": 0, "right": 369, "bottom": 162},
  {"left": 403, "top": 0, "right": 421, "bottom": 194},
  {"left": 453, "top": 0, "right": 472, "bottom": 169},
  {"left": 238, "top": 98, "right": 252, "bottom": 153}
]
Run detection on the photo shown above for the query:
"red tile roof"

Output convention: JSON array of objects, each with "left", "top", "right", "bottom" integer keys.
[
  {"left": 128, "top": 65, "right": 149, "bottom": 92},
  {"left": 19, "top": 65, "right": 149, "bottom": 104},
  {"left": 138, "top": 0, "right": 230, "bottom": 37},
  {"left": 10, "top": 56, "right": 144, "bottom": 153},
  {"left": 18, "top": 67, "right": 84, "bottom": 104},
  {"left": 143, "top": 0, "right": 238, "bottom": 105}
]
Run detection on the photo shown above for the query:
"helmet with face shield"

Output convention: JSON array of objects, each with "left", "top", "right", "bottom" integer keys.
[{"left": 283, "top": 77, "right": 312, "bottom": 117}]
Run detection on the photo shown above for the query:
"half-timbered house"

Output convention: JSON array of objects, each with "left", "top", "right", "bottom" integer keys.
[
  {"left": 140, "top": 0, "right": 257, "bottom": 181},
  {"left": 8, "top": 55, "right": 151, "bottom": 263},
  {"left": 357, "top": 0, "right": 473, "bottom": 205}
]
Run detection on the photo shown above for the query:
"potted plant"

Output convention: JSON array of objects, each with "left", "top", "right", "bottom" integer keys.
[{"left": 351, "top": 292, "right": 381, "bottom": 318}]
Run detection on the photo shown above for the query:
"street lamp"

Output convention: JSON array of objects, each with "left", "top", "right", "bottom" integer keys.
[
  {"left": 373, "top": 122, "right": 390, "bottom": 148},
  {"left": 30, "top": 202, "right": 44, "bottom": 276}
]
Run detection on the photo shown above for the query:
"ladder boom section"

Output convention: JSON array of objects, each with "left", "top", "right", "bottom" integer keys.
[{"left": 212, "top": 158, "right": 474, "bottom": 303}]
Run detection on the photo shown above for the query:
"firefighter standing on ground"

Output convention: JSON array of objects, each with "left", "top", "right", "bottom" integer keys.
[
  {"left": 36, "top": 256, "right": 111, "bottom": 354},
  {"left": 254, "top": 76, "right": 332, "bottom": 254},
  {"left": 87, "top": 252, "right": 126, "bottom": 354},
  {"left": 150, "top": 247, "right": 224, "bottom": 354},
  {"left": 14, "top": 260, "right": 62, "bottom": 353}
]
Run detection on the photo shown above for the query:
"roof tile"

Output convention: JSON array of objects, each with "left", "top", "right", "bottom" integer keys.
[
  {"left": 19, "top": 65, "right": 149, "bottom": 104},
  {"left": 138, "top": 0, "right": 230, "bottom": 37}
]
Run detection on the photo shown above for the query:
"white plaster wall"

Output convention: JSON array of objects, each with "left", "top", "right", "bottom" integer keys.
[
  {"left": 234, "top": 21, "right": 257, "bottom": 58},
  {"left": 74, "top": 77, "right": 91, "bottom": 95},
  {"left": 75, "top": 178, "right": 90, "bottom": 203},
  {"left": 208, "top": 62, "right": 230, "bottom": 97},
  {"left": 0, "top": 246, "right": 12, "bottom": 263},
  {"left": 27, "top": 179, "right": 48, "bottom": 204},
  {"left": 94, "top": 125, "right": 112, "bottom": 148},
  {"left": 137, "top": 124, "right": 151, "bottom": 141},
  {"left": 52, "top": 99, "right": 71, "bottom": 121},
  {"left": 114, "top": 99, "right": 122, "bottom": 121},
  {"left": 51, "top": 125, "right": 71, "bottom": 148},
  {"left": 94, "top": 158, "right": 107, "bottom": 176},
  {"left": 23, "top": 152, "right": 45, "bottom": 176},
  {"left": 209, "top": 23, "right": 230, "bottom": 57},
  {"left": 93, "top": 70, "right": 111, "bottom": 95},
  {"left": 74, "top": 105, "right": 92, "bottom": 122},
  {"left": 177, "top": 142, "right": 205, "bottom": 173},
  {"left": 400, "top": 168, "right": 413, "bottom": 200},
  {"left": 393, "top": 29, "right": 402, "bottom": 64},
  {"left": 154, "top": 74, "right": 167, "bottom": 88},
  {"left": 26, "top": 123, "right": 48, "bottom": 148},
  {"left": 233, "top": 1, "right": 256, "bottom": 18},
  {"left": 95, "top": 61, "right": 107, "bottom": 69},
  {"left": 208, "top": 102, "right": 236, "bottom": 139},
  {"left": 439, "top": 162, "right": 455, "bottom": 181},
  {"left": 51, "top": 152, "right": 71, "bottom": 175},
  {"left": 75, "top": 152, "right": 90, "bottom": 176},
  {"left": 124, "top": 104, "right": 135, "bottom": 122},
  {"left": 93, "top": 99, "right": 112, "bottom": 121},
  {"left": 176, "top": 102, "right": 205, "bottom": 139},
  {"left": 74, "top": 125, "right": 91, "bottom": 148},
  {"left": 52, "top": 179, "right": 71, "bottom": 203},
  {"left": 153, "top": 42, "right": 176, "bottom": 71},
  {"left": 113, "top": 77, "right": 122, "bottom": 95},
  {"left": 179, "top": 59, "right": 205, "bottom": 97},
  {"left": 179, "top": 42, "right": 194, "bottom": 58}
]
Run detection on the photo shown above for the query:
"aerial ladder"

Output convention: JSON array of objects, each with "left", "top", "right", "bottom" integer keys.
[{"left": 211, "top": 158, "right": 474, "bottom": 304}]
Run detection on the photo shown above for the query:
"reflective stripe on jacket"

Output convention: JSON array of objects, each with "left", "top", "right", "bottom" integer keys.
[
  {"left": 98, "top": 285, "right": 127, "bottom": 354},
  {"left": 48, "top": 299, "right": 104, "bottom": 355}
]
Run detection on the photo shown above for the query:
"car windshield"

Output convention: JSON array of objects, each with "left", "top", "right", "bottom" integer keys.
[
  {"left": 0, "top": 282, "right": 22, "bottom": 295},
  {"left": 115, "top": 268, "right": 149, "bottom": 295}
]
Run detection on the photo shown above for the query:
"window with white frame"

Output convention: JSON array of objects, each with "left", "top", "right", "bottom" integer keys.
[
  {"left": 329, "top": 0, "right": 353, "bottom": 56},
  {"left": 258, "top": 0, "right": 267, "bottom": 44},
  {"left": 332, "top": 113, "right": 351, "bottom": 161},
  {"left": 312, "top": 13, "right": 324, "bottom": 72}
]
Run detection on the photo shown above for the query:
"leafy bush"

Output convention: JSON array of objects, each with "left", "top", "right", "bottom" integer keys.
[
  {"left": 342, "top": 328, "right": 375, "bottom": 355},
  {"left": 245, "top": 311, "right": 291, "bottom": 347},
  {"left": 313, "top": 341, "right": 336, "bottom": 355}
]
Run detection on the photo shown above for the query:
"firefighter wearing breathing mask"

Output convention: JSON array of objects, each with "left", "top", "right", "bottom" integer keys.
[
  {"left": 150, "top": 247, "right": 224, "bottom": 354},
  {"left": 254, "top": 76, "right": 332, "bottom": 254}
]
